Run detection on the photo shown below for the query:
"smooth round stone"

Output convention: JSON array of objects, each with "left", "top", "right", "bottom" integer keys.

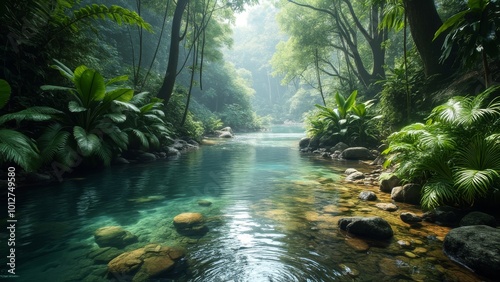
[
  {"left": 197, "top": 200, "right": 212, "bottom": 207},
  {"left": 404, "top": 251, "right": 417, "bottom": 258},
  {"left": 414, "top": 247, "right": 428, "bottom": 254},
  {"left": 397, "top": 240, "right": 412, "bottom": 249}
]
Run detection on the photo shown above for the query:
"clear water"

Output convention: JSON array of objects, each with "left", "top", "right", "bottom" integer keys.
[{"left": 0, "top": 125, "right": 488, "bottom": 281}]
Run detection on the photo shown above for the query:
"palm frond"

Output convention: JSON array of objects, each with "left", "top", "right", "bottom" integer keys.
[
  {"left": 37, "top": 123, "right": 71, "bottom": 164},
  {"left": 0, "top": 107, "right": 61, "bottom": 125}
]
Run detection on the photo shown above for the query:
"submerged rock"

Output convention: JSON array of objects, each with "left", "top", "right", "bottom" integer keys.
[
  {"left": 338, "top": 216, "right": 393, "bottom": 240},
  {"left": 400, "top": 212, "right": 423, "bottom": 224},
  {"left": 358, "top": 191, "right": 377, "bottom": 201},
  {"left": 107, "top": 244, "right": 186, "bottom": 281},
  {"left": 197, "top": 200, "right": 212, "bottom": 207},
  {"left": 94, "top": 226, "right": 138, "bottom": 248},
  {"left": 344, "top": 168, "right": 359, "bottom": 175},
  {"left": 391, "top": 184, "right": 421, "bottom": 205},
  {"left": 173, "top": 212, "right": 208, "bottom": 236},
  {"left": 345, "top": 172, "right": 365, "bottom": 182},
  {"left": 88, "top": 247, "right": 123, "bottom": 264},
  {"left": 459, "top": 211, "right": 497, "bottom": 227},
  {"left": 443, "top": 225, "right": 500, "bottom": 279}
]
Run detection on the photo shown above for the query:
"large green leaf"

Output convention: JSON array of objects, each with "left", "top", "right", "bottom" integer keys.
[
  {"left": 76, "top": 69, "right": 106, "bottom": 106},
  {"left": 51, "top": 59, "right": 75, "bottom": 81},
  {"left": 0, "top": 79, "right": 11, "bottom": 109},
  {"left": 0, "top": 129, "right": 40, "bottom": 171},
  {"left": 73, "top": 126, "right": 101, "bottom": 156},
  {"left": 104, "top": 88, "right": 134, "bottom": 103},
  {"left": 68, "top": 101, "right": 87, "bottom": 113}
]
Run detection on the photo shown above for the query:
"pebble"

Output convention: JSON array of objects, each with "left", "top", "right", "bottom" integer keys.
[{"left": 404, "top": 251, "right": 417, "bottom": 258}]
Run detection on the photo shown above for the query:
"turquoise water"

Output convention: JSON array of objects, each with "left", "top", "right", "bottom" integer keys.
[{"left": 1, "top": 125, "right": 488, "bottom": 281}]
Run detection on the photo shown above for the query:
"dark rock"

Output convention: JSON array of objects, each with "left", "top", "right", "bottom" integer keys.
[
  {"left": 137, "top": 152, "right": 157, "bottom": 162},
  {"left": 345, "top": 171, "right": 365, "bottom": 182},
  {"left": 94, "top": 226, "right": 138, "bottom": 248},
  {"left": 391, "top": 184, "right": 421, "bottom": 205},
  {"left": 423, "top": 206, "right": 465, "bottom": 226},
  {"left": 330, "top": 142, "right": 349, "bottom": 153},
  {"left": 375, "top": 203, "right": 398, "bottom": 212},
  {"left": 459, "top": 211, "right": 497, "bottom": 227},
  {"left": 299, "top": 137, "right": 311, "bottom": 148},
  {"left": 371, "top": 155, "right": 385, "bottom": 166},
  {"left": 400, "top": 212, "right": 423, "bottom": 224},
  {"left": 443, "top": 225, "right": 500, "bottom": 279},
  {"left": 156, "top": 152, "right": 167, "bottom": 159},
  {"left": 113, "top": 157, "right": 130, "bottom": 164},
  {"left": 379, "top": 175, "right": 401, "bottom": 193},
  {"left": 338, "top": 216, "right": 393, "bottom": 240},
  {"left": 165, "top": 147, "right": 181, "bottom": 157},
  {"left": 321, "top": 152, "right": 331, "bottom": 158},
  {"left": 340, "top": 147, "right": 374, "bottom": 160},
  {"left": 197, "top": 200, "right": 212, "bottom": 207},
  {"left": 358, "top": 191, "right": 377, "bottom": 201},
  {"left": 187, "top": 139, "right": 199, "bottom": 147}
]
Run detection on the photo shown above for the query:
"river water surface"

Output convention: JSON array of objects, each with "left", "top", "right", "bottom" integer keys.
[{"left": 1, "top": 125, "right": 488, "bottom": 281}]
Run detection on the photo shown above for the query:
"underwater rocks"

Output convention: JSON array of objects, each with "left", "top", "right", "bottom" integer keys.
[
  {"left": 88, "top": 247, "right": 124, "bottom": 264},
  {"left": 400, "top": 212, "right": 423, "bottom": 224},
  {"left": 197, "top": 200, "right": 212, "bottom": 207},
  {"left": 338, "top": 216, "right": 393, "bottom": 240},
  {"left": 107, "top": 244, "right": 186, "bottom": 282},
  {"left": 345, "top": 170, "right": 365, "bottom": 182},
  {"left": 173, "top": 212, "right": 208, "bottom": 236},
  {"left": 375, "top": 203, "right": 398, "bottom": 212},
  {"left": 443, "top": 225, "right": 500, "bottom": 280},
  {"left": 94, "top": 226, "right": 138, "bottom": 248},
  {"left": 358, "top": 191, "right": 377, "bottom": 201}
]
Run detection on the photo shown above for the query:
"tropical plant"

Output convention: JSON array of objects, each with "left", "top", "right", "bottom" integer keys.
[
  {"left": 40, "top": 60, "right": 137, "bottom": 166},
  {"left": 435, "top": 0, "right": 500, "bottom": 87},
  {"left": 383, "top": 86, "right": 500, "bottom": 209},
  {"left": 121, "top": 92, "right": 173, "bottom": 150},
  {"left": 306, "top": 90, "right": 380, "bottom": 147},
  {"left": 0, "top": 79, "right": 61, "bottom": 171}
]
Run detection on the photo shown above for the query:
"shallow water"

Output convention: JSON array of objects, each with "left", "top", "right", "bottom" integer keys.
[{"left": 0, "top": 125, "right": 489, "bottom": 281}]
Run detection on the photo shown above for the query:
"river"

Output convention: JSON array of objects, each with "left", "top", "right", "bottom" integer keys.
[{"left": 1, "top": 125, "right": 487, "bottom": 281}]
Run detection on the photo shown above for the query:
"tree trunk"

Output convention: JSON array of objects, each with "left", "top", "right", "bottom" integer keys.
[
  {"left": 157, "top": 0, "right": 189, "bottom": 104},
  {"left": 403, "top": 0, "right": 453, "bottom": 76}
]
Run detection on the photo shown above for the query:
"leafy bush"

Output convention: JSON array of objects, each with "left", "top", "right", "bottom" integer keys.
[
  {"left": 383, "top": 86, "right": 500, "bottom": 209},
  {"left": 305, "top": 90, "right": 381, "bottom": 147}
]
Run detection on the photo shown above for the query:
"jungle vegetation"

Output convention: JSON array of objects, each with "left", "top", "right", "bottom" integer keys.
[{"left": 1, "top": 0, "right": 500, "bottom": 210}]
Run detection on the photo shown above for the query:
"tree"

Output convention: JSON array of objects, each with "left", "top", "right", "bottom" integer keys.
[{"left": 402, "top": 0, "right": 455, "bottom": 76}]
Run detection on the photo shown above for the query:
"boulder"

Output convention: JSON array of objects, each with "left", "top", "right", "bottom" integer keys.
[
  {"left": 108, "top": 244, "right": 186, "bottom": 282},
  {"left": 330, "top": 142, "right": 349, "bottom": 153},
  {"left": 340, "top": 147, "right": 373, "bottom": 160},
  {"left": 358, "top": 191, "right": 377, "bottom": 201},
  {"left": 459, "top": 211, "right": 497, "bottom": 227},
  {"left": 344, "top": 168, "right": 359, "bottom": 175},
  {"left": 219, "top": 131, "right": 233, "bottom": 138},
  {"left": 443, "top": 225, "right": 500, "bottom": 279},
  {"left": 338, "top": 217, "right": 393, "bottom": 240},
  {"left": 299, "top": 137, "right": 311, "bottom": 148},
  {"left": 391, "top": 184, "right": 421, "bottom": 205},
  {"left": 400, "top": 212, "right": 423, "bottom": 224},
  {"left": 173, "top": 140, "right": 187, "bottom": 150},
  {"left": 137, "top": 152, "right": 157, "bottom": 162},
  {"left": 375, "top": 203, "right": 398, "bottom": 212},
  {"left": 379, "top": 175, "right": 401, "bottom": 193},
  {"left": 422, "top": 206, "right": 465, "bottom": 226},
  {"left": 220, "top": 127, "right": 233, "bottom": 133},
  {"left": 345, "top": 172, "right": 365, "bottom": 182},
  {"left": 165, "top": 147, "right": 181, "bottom": 157},
  {"left": 173, "top": 212, "right": 208, "bottom": 236},
  {"left": 94, "top": 226, "right": 138, "bottom": 248}
]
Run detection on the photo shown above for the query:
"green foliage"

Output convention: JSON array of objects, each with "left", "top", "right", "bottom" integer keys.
[
  {"left": 305, "top": 90, "right": 380, "bottom": 147},
  {"left": 122, "top": 92, "right": 173, "bottom": 150},
  {"left": 384, "top": 86, "right": 500, "bottom": 209},
  {"left": 41, "top": 61, "right": 137, "bottom": 166}
]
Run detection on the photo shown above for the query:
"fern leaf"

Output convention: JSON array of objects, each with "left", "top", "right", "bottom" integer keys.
[{"left": 0, "top": 129, "right": 40, "bottom": 171}]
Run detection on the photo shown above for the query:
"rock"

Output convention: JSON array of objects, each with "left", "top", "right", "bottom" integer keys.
[
  {"left": 330, "top": 142, "right": 349, "bottom": 153},
  {"left": 358, "top": 191, "right": 377, "bottom": 201},
  {"left": 443, "top": 225, "right": 500, "bottom": 279},
  {"left": 340, "top": 147, "right": 373, "bottom": 160},
  {"left": 219, "top": 131, "right": 233, "bottom": 138},
  {"left": 107, "top": 244, "right": 186, "bottom": 281},
  {"left": 220, "top": 127, "right": 233, "bottom": 133},
  {"left": 375, "top": 203, "right": 398, "bottom": 212},
  {"left": 459, "top": 211, "right": 497, "bottom": 227},
  {"left": 173, "top": 212, "right": 208, "bottom": 236},
  {"left": 400, "top": 212, "right": 423, "bottom": 224},
  {"left": 187, "top": 139, "right": 199, "bottom": 146},
  {"left": 94, "top": 226, "right": 138, "bottom": 248},
  {"left": 338, "top": 217, "right": 393, "bottom": 240},
  {"left": 345, "top": 237, "right": 370, "bottom": 252},
  {"left": 404, "top": 251, "right": 417, "bottom": 258},
  {"left": 88, "top": 247, "right": 123, "bottom": 264},
  {"left": 397, "top": 240, "right": 412, "bottom": 249},
  {"left": 197, "top": 200, "right": 212, "bottom": 207},
  {"left": 422, "top": 206, "right": 465, "bottom": 226},
  {"left": 299, "top": 137, "right": 311, "bottom": 148},
  {"left": 344, "top": 168, "right": 359, "bottom": 175},
  {"left": 379, "top": 175, "right": 401, "bottom": 193},
  {"left": 112, "top": 157, "right": 130, "bottom": 165},
  {"left": 339, "top": 263, "right": 360, "bottom": 277},
  {"left": 345, "top": 172, "right": 365, "bottom": 182},
  {"left": 165, "top": 147, "right": 181, "bottom": 157},
  {"left": 137, "top": 152, "right": 157, "bottom": 162},
  {"left": 371, "top": 155, "right": 385, "bottom": 166},
  {"left": 391, "top": 184, "right": 422, "bottom": 205}
]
